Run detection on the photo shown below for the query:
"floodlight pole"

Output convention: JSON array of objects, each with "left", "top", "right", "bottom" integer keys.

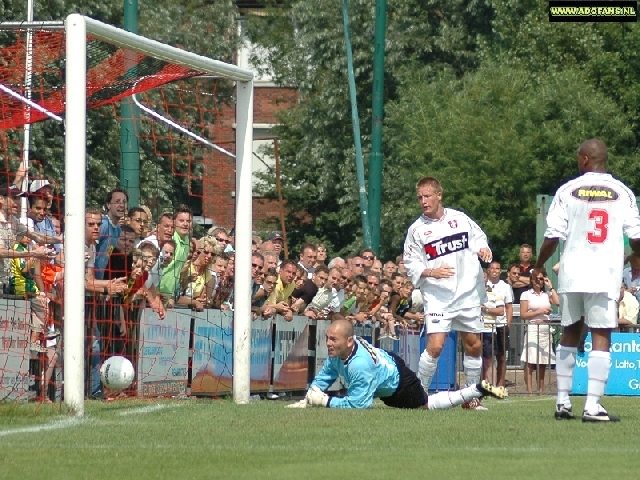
[
  {"left": 368, "top": 0, "right": 386, "bottom": 256},
  {"left": 342, "top": 0, "right": 372, "bottom": 249},
  {"left": 120, "top": 0, "right": 141, "bottom": 206},
  {"left": 233, "top": 79, "right": 254, "bottom": 405},
  {"left": 64, "top": 14, "right": 87, "bottom": 416}
]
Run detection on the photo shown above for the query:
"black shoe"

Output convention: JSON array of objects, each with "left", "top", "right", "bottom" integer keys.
[
  {"left": 555, "top": 404, "right": 576, "bottom": 420},
  {"left": 582, "top": 405, "right": 620, "bottom": 423},
  {"left": 476, "top": 380, "right": 508, "bottom": 399},
  {"left": 89, "top": 390, "right": 105, "bottom": 401}
]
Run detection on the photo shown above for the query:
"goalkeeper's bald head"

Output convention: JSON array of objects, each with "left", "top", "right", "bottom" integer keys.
[
  {"left": 329, "top": 319, "right": 354, "bottom": 339},
  {"left": 326, "top": 320, "right": 355, "bottom": 360}
]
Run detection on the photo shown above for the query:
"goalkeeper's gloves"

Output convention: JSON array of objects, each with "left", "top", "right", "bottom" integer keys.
[
  {"left": 285, "top": 399, "right": 308, "bottom": 409},
  {"left": 306, "top": 385, "right": 330, "bottom": 407}
]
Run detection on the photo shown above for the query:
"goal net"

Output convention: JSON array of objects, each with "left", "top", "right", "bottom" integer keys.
[{"left": 0, "top": 15, "right": 253, "bottom": 414}]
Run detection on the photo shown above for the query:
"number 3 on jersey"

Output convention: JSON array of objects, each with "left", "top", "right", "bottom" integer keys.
[{"left": 587, "top": 209, "right": 608, "bottom": 244}]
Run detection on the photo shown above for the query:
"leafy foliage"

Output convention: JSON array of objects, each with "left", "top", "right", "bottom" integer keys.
[
  {"left": 384, "top": 64, "right": 635, "bottom": 262},
  {"left": 248, "top": 0, "right": 640, "bottom": 263},
  {"left": 248, "top": 0, "right": 496, "bottom": 256}
]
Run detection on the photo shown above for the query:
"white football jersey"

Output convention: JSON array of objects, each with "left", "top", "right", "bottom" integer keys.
[
  {"left": 545, "top": 172, "right": 640, "bottom": 300},
  {"left": 404, "top": 208, "right": 489, "bottom": 313}
]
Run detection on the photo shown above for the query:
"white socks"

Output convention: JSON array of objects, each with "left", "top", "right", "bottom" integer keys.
[
  {"left": 427, "top": 385, "right": 481, "bottom": 410},
  {"left": 463, "top": 355, "right": 482, "bottom": 386},
  {"left": 418, "top": 351, "right": 438, "bottom": 391},
  {"left": 555, "top": 345, "right": 577, "bottom": 408},
  {"left": 584, "top": 350, "right": 611, "bottom": 414}
]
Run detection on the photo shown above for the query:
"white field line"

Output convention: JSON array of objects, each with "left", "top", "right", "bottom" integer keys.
[
  {"left": 0, "top": 402, "right": 182, "bottom": 436},
  {"left": 0, "top": 416, "right": 86, "bottom": 437},
  {"left": 117, "top": 403, "right": 174, "bottom": 416},
  {"left": 490, "top": 396, "right": 556, "bottom": 404},
  {"left": 18, "top": 443, "right": 636, "bottom": 454}
]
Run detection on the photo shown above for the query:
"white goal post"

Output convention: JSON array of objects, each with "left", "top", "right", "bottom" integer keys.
[{"left": 63, "top": 14, "right": 253, "bottom": 415}]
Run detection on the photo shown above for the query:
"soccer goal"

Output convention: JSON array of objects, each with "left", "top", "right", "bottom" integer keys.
[{"left": 0, "top": 14, "right": 254, "bottom": 415}]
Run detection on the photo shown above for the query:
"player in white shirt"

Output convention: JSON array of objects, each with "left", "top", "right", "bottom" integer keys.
[
  {"left": 480, "top": 277, "right": 504, "bottom": 391},
  {"left": 536, "top": 139, "right": 640, "bottom": 422},
  {"left": 404, "top": 177, "right": 492, "bottom": 410},
  {"left": 484, "top": 261, "right": 513, "bottom": 389}
]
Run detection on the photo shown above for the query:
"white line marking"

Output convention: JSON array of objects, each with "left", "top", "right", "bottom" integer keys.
[
  {"left": 117, "top": 404, "right": 170, "bottom": 416},
  {"left": 0, "top": 417, "right": 86, "bottom": 437},
  {"left": 490, "top": 396, "right": 556, "bottom": 404}
]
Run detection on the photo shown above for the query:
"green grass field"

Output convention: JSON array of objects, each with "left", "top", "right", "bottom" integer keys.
[{"left": 1, "top": 395, "right": 639, "bottom": 479}]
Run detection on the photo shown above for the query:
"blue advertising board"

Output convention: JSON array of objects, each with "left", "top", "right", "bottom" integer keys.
[{"left": 572, "top": 333, "right": 640, "bottom": 396}]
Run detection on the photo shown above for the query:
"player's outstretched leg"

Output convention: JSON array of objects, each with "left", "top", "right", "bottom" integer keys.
[
  {"left": 427, "top": 381, "right": 506, "bottom": 411},
  {"left": 476, "top": 380, "right": 508, "bottom": 400}
]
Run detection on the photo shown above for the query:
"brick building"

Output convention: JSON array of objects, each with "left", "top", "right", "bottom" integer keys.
[{"left": 200, "top": 8, "right": 296, "bottom": 234}]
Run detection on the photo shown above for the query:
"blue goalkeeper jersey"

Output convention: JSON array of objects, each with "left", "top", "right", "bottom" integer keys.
[{"left": 312, "top": 337, "right": 400, "bottom": 409}]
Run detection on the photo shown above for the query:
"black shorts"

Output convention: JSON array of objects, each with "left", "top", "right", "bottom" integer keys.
[
  {"left": 380, "top": 352, "right": 427, "bottom": 409},
  {"left": 482, "top": 326, "right": 509, "bottom": 358}
]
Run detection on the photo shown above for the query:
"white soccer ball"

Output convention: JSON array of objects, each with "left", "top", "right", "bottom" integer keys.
[{"left": 100, "top": 356, "right": 135, "bottom": 391}]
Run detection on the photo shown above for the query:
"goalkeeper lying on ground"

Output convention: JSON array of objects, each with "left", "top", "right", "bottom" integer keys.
[{"left": 288, "top": 320, "right": 506, "bottom": 409}]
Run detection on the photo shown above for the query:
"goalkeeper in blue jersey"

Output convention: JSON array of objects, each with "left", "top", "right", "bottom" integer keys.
[{"left": 288, "top": 320, "right": 506, "bottom": 409}]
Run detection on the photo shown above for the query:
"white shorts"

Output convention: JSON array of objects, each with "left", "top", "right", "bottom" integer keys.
[
  {"left": 559, "top": 292, "right": 618, "bottom": 329},
  {"left": 425, "top": 307, "right": 483, "bottom": 335}
]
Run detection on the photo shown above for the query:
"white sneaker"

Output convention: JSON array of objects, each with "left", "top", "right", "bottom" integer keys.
[{"left": 582, "top": 404, "right": 620, "bottom": 422}]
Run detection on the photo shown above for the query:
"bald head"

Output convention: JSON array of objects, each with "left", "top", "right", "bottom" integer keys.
[
  {"left": 326, "top": 320, "right": 355, "bottom": 359},
  {"left": 329, "top": 319, "right": 354, "bottom": 338},
  {"left": 578, "top": 139, "right": 608, "bottom": 172}
]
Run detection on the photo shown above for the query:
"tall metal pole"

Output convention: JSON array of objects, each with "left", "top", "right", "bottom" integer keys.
[
  {"left": 232, "top": 79, "right": 254, "bottom": 405},
  {"left": 64, "top": 13, "right": 87, "bottom": 416},
  {"left": 273, "top": 138, "right": 289, "bottom": 259},
  {"left": 120, "top": 0, "right": 141, "bottom": 206},
  {"left": 368, "top": 0, "right": 386, "bottom": 256},
  {"left": 20, "top": 0, "right": 35, "bottom": 216},
  {"left": 342, "top": 0, "right": 372, "bottom": 248}
]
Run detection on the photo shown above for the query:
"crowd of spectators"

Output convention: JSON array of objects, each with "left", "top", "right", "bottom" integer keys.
[{"left": 3, "top": 170, "right": 638, "bottom": 401}]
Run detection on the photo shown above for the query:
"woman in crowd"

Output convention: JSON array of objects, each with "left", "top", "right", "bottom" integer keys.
[
  {"left": 520, "top": 267, "right": 559, "bottom": 395},
  {"left": 623, "top": 252, "right": 640, "bottom": 303},
  {"left": 384, "top": 273, "right": 407, "bottom": 340},
  {"left": 343, "top": 277, "right": 371, "bottom": 324},
  {"left": 177, "top": 236, "right": 218, "bottom": 311},
  {"left": 375, "top": 280, "right": 397, "bottom": 340}
]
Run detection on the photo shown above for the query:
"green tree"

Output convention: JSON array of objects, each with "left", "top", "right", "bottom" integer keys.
[
  {"left": 250, "top": 0, "right": 640, "bottom": 261},
  {"left": 248, "top": 0, "right": 496, "bottom": 257},
  {"left": 383, "top": 63, "right": 637, "bottom": 263}
]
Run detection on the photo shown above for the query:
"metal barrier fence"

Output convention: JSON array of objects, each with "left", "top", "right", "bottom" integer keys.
[
  {"left": 481, "top": 316, "right": 561, "bottom": 396},
  {"left": 3, "top": 298, "right": 640, "bottom": 401}
]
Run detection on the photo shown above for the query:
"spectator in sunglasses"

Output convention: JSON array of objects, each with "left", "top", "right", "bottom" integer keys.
[{"left": 360, "top": 248, "right": 376, "bottom": 269}]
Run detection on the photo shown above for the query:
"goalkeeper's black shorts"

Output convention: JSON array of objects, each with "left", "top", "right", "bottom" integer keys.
[{"left": 380, "top": 352, "right": 427, "bottom": 409}]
